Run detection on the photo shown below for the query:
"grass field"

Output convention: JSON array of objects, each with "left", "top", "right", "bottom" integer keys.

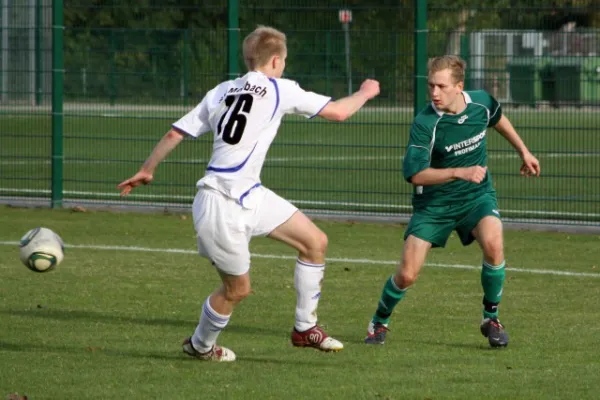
[
  {"left": 1, "top": 105, "right": 599, "bottom": 222},
  {"left": 1, "top": 205, "right": 599, "bottom": 399}
]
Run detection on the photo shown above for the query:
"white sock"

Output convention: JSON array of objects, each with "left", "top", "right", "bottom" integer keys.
[
  {"left": 294, "top": 259, "right": 325, "bottom": 332},
  {"left": 191, "top": 296, "right": 231, "bottom": 353}
]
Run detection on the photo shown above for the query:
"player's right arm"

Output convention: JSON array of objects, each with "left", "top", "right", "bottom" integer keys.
[
  {"left": 404, "top": 121, "right": 487, "bottom": 186},
  {"left": 117, "top": 129, "right": 186, "bottom": 196},
  {"left": 317, "top": 79, "right": 380, "bottom": 121},
  {"left": 410, "top": 165, "right": 488, "bottom": 185}
]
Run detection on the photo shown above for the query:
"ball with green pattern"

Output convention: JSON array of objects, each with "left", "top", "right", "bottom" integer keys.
[{"left": 19, "top": 227, "right": 64, "bottom": 273}]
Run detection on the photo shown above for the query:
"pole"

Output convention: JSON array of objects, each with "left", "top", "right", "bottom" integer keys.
[
  {"left": 182, "top": 28, "right": 190, "bottom": 106},
  {"left": 414, "top": 0, "right": 427, "bottom": 115},
  {"left": 1, "top": 0, "right": 8, "bottom": 103},
  {"left": 460, "top": 34, "right": 470, "bottom": 89},
  {"left": 35, "top": 0, "right": 42, "bottom": 105},
  {"left": 325, "top": 31, "right": 331, "bottom": 94},
  {"left": 51, "top": 0, "right": 64, "bottom": 208},
  {"left": 29, "top": 0, "right": 35, "bottom": 105},
  {"left": 109, "top": 30, "right": 116, "bottom": 105},
  {"left": 343, "top": 22, "right": 352, "bottom": 96},
  {"left": 227, "top": 0, "right": 239, "bottom": 80}
]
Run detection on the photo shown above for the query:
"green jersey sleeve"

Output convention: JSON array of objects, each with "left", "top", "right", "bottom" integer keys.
[
  {"left": 488, "top": 93, "right": 502, "bottom": 127},
  {"left": 403, "top": 122, "right": 432, "bottom": 182},
  {"left": 467, "top": 90, "right": 502, "bottom": 127}
]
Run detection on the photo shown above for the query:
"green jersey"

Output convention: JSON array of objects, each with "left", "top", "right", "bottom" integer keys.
[{"left": 403, "top": 90, "right": 502, "bottom": 208}]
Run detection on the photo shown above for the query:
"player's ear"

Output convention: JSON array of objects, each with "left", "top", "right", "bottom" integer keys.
[{"left": 271, "top": 55, "right": 280, "bottom": 69}]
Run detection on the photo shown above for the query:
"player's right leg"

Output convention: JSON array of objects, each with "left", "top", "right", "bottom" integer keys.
[
  {"left": 182, "top": 188, "right": 252, "bottom": 362},
  {"left": 365, "top": 209, "right": 454, "bottom": 345},
  {"left": 365, "top": 234, "right": 432, "bottom": 344},
  {"left": 267, "top": 209, "right": 343, "bottom": 352}
]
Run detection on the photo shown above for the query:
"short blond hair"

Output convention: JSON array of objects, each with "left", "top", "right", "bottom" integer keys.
[
  {"left": 427, "top": 55, "right": 466, "bottom": 84},
  {"left": 243, "top": 26, "right": 287, "bottom": 71}
]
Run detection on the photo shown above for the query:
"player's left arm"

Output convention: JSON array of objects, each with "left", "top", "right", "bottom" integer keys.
[
  {"left": 493, "top": 115, "right": 541, "bottom": 177},
  {"left": 276, "top": 78, "right": 379, "bottom": 121}
]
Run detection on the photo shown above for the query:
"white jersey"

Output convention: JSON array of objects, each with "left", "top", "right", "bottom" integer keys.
[{"left": 172, "top": 71, "right": 330, "bottom": 207}]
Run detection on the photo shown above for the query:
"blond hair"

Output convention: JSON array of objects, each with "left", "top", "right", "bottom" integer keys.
[
  {"left": 427, "top": 55, "right": 466, "bottom": 84},
  {"left": 243, "top": 26, "right": 287, "bottom": 71}
]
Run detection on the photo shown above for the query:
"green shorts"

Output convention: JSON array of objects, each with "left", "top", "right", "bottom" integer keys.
[{"left": 404, "top": 193, "right": 501, "bottom": 248}]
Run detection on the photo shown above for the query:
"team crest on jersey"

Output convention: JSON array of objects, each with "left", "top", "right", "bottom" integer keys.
[{"left": 457, "top": 115, "right": 468, "bottom": 124}]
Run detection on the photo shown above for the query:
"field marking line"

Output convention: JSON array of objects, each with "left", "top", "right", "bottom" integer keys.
[{"left": 2, "top": 241, "right": 599, "bottom": 278}]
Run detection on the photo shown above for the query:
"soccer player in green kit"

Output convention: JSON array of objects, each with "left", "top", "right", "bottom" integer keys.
[{"left": 364, "top": 55, "right": 540, "bottom": 348}]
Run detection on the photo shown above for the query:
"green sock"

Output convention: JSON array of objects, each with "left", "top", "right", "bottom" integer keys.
[
  {"left": 372, "top": 276, "right": 407, "bottom": 325},
  {"left": 481, "top": 261, "right": 505, "bottom": 319}
]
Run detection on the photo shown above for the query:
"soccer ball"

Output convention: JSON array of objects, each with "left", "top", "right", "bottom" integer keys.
[{"left": 19, "top": 227, "right": 64, "bottom": 273}]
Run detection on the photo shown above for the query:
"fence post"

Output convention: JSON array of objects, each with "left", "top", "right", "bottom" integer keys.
[
  {"left": 35, "top": 0, "right": 42, "bottom": 105},
  {"left": 0, "top": 0, "right": 4, "bottom": 104},
  {"left": 460, "top": 34, "right": 470, "bottom": 89},
  {"left": 227, "top": 0, "right": 239, "bottom": 80},
  {"left": 109, "top": 30, "right": 116, "bottom": 105},
  {"left": 414, "top": 0, "right": 427, "bottom": 115},
  {"left": 182, "top": 28, "right": 190, "bottom": 107},
  {"left": 51, "top": 0, "right": 64, "bottom": 208},
  {"left": 325, "top": 31, "right": 331, "bottom": 94}
]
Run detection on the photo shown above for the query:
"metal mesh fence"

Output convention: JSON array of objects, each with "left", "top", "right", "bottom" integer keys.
[{"left": 1, "top": 1, "right": 599, "bottom": 225}]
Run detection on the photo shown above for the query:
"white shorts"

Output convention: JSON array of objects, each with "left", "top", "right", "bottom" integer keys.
[{"left": 192, "top": 186, "right": 298, "bottom": 276}]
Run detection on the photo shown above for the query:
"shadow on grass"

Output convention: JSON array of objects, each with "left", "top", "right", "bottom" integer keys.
[
  {"left": 2, "top": 307, "right": 191, "bottom": 328},
  {"left": 0, "top": 340, "right": 346, "bottom": 366},
  {"left": 0, "top": 340, "right": 181, "bottom": 361},
  {"left": 337, "top": 333, "right": 497, "bottom": 351},
  {"left": 1, "top": 308, "right": 292, "bottom": 338}
]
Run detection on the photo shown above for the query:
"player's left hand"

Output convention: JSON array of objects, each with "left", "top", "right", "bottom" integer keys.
[
  {"left": 117, "top": 170, "right": 154, "bottom": 196},
  {"left": 520, "top": 152, "right": 540, "bottom": 177}
]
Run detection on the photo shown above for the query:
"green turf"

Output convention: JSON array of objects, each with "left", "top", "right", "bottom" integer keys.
[
  {"left": 0, "top": 206, "right": 599, "bottom": 399},
  {"left": 1, "top": 107, "right": 599, "bottom": 221}
]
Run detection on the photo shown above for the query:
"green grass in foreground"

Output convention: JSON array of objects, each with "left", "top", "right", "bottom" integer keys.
[{"left": 0, "top": 206, "right": 599, "bottom": 399}]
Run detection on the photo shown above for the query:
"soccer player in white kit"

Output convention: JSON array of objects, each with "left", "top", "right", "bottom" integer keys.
[{"left": 118, "top": 26, "right": 380, "bottom": 362}]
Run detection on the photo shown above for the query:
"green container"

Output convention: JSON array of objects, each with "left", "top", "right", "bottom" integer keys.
[
  {"left": 553, "top": 58, "right": 583, "bottom": 104},
  {"left": 539, "top": 63, "right": 555, "bottom": 103},
  {"left": 582, "top": 57, "right": 600, "bottom": 103},
  {"left": 507, "top": 57, "right": 543, "bottom": 106},
  {"left": 541, "top": 57, "right": 600, "bottom": 105}
]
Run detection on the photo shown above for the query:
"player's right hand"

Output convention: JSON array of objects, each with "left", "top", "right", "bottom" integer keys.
[
  {"left": 359, "top": 79, "right": 380, "bottom": 99},
  {"left": 457, "top": 166, "right": 487, "bottom": 184},
  {"left": 117, "top": 171, "right": 154, "bottom": 196}
]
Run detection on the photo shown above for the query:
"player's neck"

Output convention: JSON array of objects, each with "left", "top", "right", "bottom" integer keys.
[
  {"left": 445, "top": 93, "right": 467, "bottom": 115},
  {"left": 253, "top": 67, "right": 277, "bottom": 78}
]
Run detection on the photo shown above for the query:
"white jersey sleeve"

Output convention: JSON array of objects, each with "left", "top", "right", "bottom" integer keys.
[
  {"left": 275, "top": 79, "right": 331, "bottom": 118},
  {"left": 172, "top": 88, "right": 218, "bottom": 138}
]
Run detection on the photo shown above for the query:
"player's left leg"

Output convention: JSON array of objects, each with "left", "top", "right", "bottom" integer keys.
[
  {"left": 253, "top": 188, "right": 343, "bottom": 352},
  {"left": 472, "top": 216, "right": 505, "bottom": 318},
  {"left": 458, "top": 195, "right": 508, "bottom": 347},
  {"left": 471, "top": 216, "right": 509, "bottom": 347}
]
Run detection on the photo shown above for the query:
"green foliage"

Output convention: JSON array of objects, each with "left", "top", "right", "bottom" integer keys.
[{"left": 59, "top": 1, "right": 600, "bottom": 103}]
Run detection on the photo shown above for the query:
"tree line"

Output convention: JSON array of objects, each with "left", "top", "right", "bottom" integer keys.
[{"left": 61, "top": 0, "right": 600, "bottom": 103}]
